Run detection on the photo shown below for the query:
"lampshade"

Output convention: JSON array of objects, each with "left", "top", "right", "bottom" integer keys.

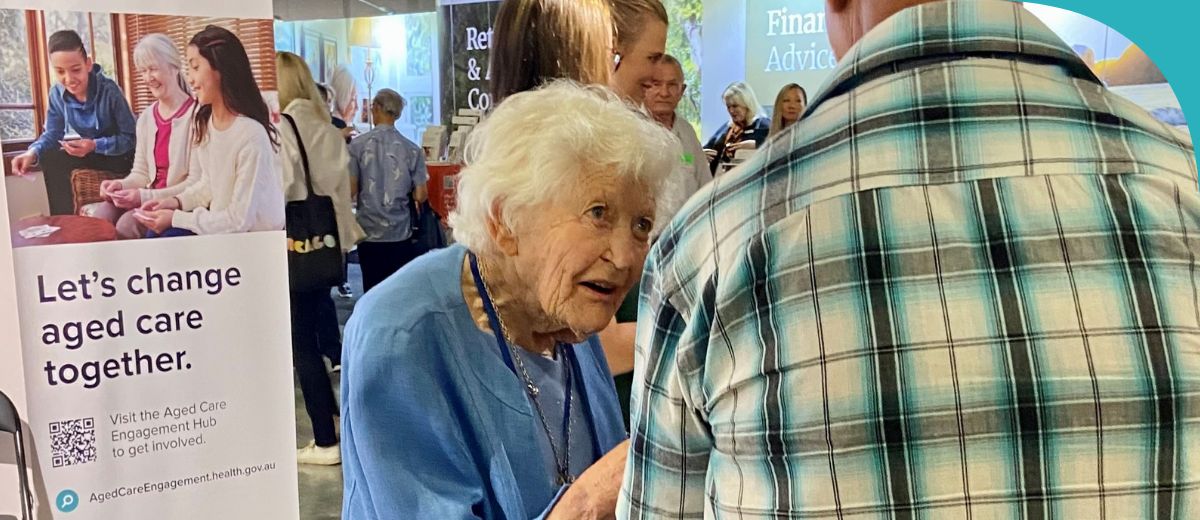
[{"left": 349, "top": 18, "right": 381, "bottom": 48}]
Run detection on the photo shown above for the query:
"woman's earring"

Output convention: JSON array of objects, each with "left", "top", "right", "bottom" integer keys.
[{"left": 612, "top": 52, "right": 623, "bottom": 73}]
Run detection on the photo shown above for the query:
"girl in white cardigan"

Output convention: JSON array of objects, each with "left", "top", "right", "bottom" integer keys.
[
  {"left": 136, "top": 26, "right": 284, "bottom": 237},
  {"left": 90, "top": 33, "right": 196, "bottom": 239}
]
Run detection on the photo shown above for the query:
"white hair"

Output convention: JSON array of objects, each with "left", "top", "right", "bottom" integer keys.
[
  {"left": 372, "top": 88, "right": 405, "bottom": 118},
  {"left": 329, "top": 65, "right": 357, "bottom": 113},
  {"left": 723, "top": 81, "right": 766, "bottom": 121},
  {"left": 133, "top": 33, "right": 188, "bottom": 95},
  {"left": 450, "top": 80, "right": 681, "bottom": 255}
]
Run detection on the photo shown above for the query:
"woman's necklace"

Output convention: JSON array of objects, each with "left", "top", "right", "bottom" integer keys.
[{"left": 477, "top": 266, "right": 575, "bottom": 485}]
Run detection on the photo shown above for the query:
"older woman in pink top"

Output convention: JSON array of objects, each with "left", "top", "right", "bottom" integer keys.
[{"left": 89, "top": 33, "right": 196, "bottom": 239}]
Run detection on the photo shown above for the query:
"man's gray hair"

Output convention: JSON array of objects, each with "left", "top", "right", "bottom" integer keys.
[
  {"left": 373, "top": 88, "right": 406, "bottom": 118},
  {"left": 449, "top": 81, "right": 680, "bottom": 255},
  {"left": 660, "top": 54, "right": 683, "bottom": 75}
]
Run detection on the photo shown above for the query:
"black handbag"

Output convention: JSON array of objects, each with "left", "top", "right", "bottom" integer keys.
[
  {"left": 408, "top": 195, "right": 446, "bottom": 255},
  {"left": 282, "top": 114, "right": 344, "bottom": 292}
]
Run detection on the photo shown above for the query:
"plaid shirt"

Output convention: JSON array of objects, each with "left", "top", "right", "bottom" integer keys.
[{"left": 620, "top": 1, "right": 1200, "bottom": 518}]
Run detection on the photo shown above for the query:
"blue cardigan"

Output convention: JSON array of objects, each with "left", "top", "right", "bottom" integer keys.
[{"left": 341, "top": 245, "right": 627, "bottom": 519}]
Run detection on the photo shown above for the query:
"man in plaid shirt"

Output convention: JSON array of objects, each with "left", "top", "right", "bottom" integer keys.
[{"left": 620, "top": 0, "right": 1199, "bottom": 518}]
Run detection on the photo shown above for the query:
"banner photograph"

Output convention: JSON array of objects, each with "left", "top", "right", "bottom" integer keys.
[{"left": 0, "top": 0, "right": 297, "bottom": 518}]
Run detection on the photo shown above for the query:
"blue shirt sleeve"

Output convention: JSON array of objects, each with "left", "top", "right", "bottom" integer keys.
[
  {"left": 340, "top": 322, "right": 487, "bottom": 520},
  {"left": 348, "top": 140, "right": 362, "bottom": 185},
  {"left": 93, "top": 87, "right": 137, "bottom": 156},
  {"left": 29, "top": 91, "right": 66, "bottom": 159}
]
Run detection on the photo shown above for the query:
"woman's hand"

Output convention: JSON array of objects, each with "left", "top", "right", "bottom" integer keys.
[
  {"left": 111, "top": 189, "right": 142, "bottom": 210},
  {"left": 703, "top": 148, "right": 718, "bottom": 162},
  {"left": 547, "top": 440, "right": 629, "bottom": 520},
  {"left": 99, "top": 179, "right": 124, "bottom": 202},
  {"left": 133, "top": 209, "right": 174, "bottom": 234},
  {"left": 142, "top": 197, "right": 181, "bottom": 212}
]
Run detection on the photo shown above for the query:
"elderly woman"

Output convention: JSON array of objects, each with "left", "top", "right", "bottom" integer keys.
[
  {"left": 340, "top": 81, "right": 678, "bottom": 519},
  {"left": 89, "top": 33, "right": 196, "bottom": 239},
  {"left": 329, "top": 65, "right": 358, "bottom": 141},
  {"left": 704, "top": 81, "right": 769, "bottom": 174}
]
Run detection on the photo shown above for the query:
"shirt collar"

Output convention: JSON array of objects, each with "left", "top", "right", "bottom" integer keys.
[{"left": 806, "top": 0, "right": 1101, "bottom": 116}]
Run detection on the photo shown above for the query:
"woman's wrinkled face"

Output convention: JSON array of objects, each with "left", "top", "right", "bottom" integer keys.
[
  {"left": 726, "top": 100, "right": 750, "bottom": 126},
  {"left": 140, "top": 60, "right": 177, "bottom": 101},
  {"left": 512, "top": 167, "right": 656, "bottom": 337}
]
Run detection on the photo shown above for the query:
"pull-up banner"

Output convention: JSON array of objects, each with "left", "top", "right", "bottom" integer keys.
[
  {"left": 438, "top": 0, "right": 501, "bottom": 122},
  {"left": 0, "top": 0, "right": 298, "bottom": 518}
]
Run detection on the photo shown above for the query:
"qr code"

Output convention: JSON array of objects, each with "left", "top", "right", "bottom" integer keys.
[{"left": 50, "top": 418, "right": 97, "bottom": 468}]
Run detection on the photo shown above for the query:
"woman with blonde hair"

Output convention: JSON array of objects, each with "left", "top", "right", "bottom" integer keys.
[
  {"left": 91, "top": 33, "right": 196, "bottom": 238},
  {"left": 489, "top": 0, "right": 615, "bottom": 104},
  {"left": 276, "top": 51, "right": 365, "bottom": 465},
  {"left": 703, "top": 81, "right": 769, "bottom": 174},
  {"left": 769, "top": 82, "right": 807, "bottom": 137}
]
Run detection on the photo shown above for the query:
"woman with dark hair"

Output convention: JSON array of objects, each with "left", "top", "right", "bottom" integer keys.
[{"left": 136, "top": 25, "right": 284, "bottom": 237}]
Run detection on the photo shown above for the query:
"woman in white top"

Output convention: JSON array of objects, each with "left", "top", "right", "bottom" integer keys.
[
  {"left": 136, "top": 25, "right": 284, "bottom": 237},
  {"left": 89, "top": 33, "right": 197, "bottom": 239},
  {"left": 276, "top": 51, "right": 365, "bottom": 466}
]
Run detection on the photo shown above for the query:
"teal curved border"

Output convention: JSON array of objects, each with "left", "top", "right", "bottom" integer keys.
[{"left": 1041, "top": 0, "right": 1198, "bottom": 143}]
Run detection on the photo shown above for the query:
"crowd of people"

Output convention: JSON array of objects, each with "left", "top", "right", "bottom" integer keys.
[
  {"left": 338, "top": 0, "right": 1200, "bottom": 518},
  {"left": 16, "top": 0, "right": 1200, "bottom": 517}
]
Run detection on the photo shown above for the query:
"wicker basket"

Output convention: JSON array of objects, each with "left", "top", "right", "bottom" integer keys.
[{"left": 70, "top": 169, "right": 124, "bottom": 215}]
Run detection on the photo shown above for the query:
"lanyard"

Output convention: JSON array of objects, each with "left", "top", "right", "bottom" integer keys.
[{"left": 468, "top": 252, "right": 576, "bottom": 472}]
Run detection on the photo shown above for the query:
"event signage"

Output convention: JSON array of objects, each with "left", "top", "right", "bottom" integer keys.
[
  {"left": 0, "top": 0, "right": 299, "bottom": 518},
  {"left": 439, "top": 0, "right": 501, "bottom": 122},
  {"left": 745, "top": 0, "right": 838, "bottom": 105}
]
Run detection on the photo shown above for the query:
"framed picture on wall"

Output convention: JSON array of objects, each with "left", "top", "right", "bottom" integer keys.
[
  {"left": 273, "top": 20, "right": 296, "bottom": 54},
  {"left": 301, "top": 30, "right": 320, "bottom": 79},
  {"left": 321, "top": 38, "right": 338, "bottom": 83}
]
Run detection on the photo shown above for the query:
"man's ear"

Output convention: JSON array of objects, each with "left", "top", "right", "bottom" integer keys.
[{"left": 485, "top": 199, "right": 519, "bottom": 256}]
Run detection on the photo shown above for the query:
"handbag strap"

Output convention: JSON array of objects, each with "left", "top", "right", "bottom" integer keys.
[{"left": 281, "top": 113, "right": 317, "bottom": 199}]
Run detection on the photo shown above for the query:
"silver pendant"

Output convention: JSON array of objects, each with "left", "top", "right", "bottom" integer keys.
[{"left": 527, "top": 383, "right": 539, "bottom": 397}]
